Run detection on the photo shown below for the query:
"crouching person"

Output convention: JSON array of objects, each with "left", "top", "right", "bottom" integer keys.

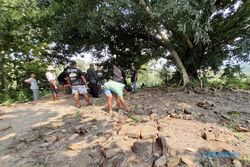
[{"left": 103, "top": 80, "right": 130, "bottom": 115}]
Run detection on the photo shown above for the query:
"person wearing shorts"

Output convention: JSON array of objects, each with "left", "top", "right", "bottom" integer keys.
[
  {"left": 46, "top": 66, "right": 59, "bottom": 101},
  {"left": 65, "top": 60, "right": 90, "bottom": 108},
  {"left": 103, "top": 80, "right": 130, "bottom": 115}
]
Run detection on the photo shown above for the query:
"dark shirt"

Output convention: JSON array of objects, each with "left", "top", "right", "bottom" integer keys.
[
  {"left": 65, "top": 67, "right": 85, "bottom": 85},
  {"left": 87, "top": 68, "right": 99, "bottom": 84},
  {"left": 131, "top": 70, "right": 137, "bottom": 82}
]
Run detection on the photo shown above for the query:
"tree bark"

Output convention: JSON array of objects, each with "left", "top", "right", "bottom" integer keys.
[
  {"left": 0, "top": 54, "right": 8, "bottom": 97},
  {"left": 138, "top": 0, "right": 190, "bottom": 86}
]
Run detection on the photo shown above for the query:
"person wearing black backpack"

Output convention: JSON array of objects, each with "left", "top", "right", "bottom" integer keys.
[{"left": 87, "top": 64, "right": 99, "bottom": 98}]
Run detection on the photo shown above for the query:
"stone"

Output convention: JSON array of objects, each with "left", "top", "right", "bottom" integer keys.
[
  {"left": 201, "top": 130, "right": 216, "bottom": 141},
  {"left": 157, "top": 126, "right": 171, "bottom": 137},
  {"left": 44, "top": 135, "right": 58, "bottom": 143},
  {"left": 39, "top": 142, "right": 53, "bottom": 148},
  {"left": 68, "top": 134, "right": 79, "bottom": 141},
  {"left": 127, "top": 126, "right": 141, "bottom": 139},
  {"left": 134, "top": 109, "right": 145, "bottom": 115},
  {"left": 159, "top": 137, "right": 169, "bottom": 154},
  {"left": 103, "top": 148, "right": 122, "bottom": 159},
  {"left": 181, "top": 156, "right": 195, "bottom": 166},
  {"left": 183, "top": 109, "right": 192, "bottom": 115},
  {"left": 167, "top": 147, "right": 178, "bottom": 157},
  {"left": 74, "top": 125, "right": 88, "bottom": 135},
  {"left": 112, "top": 153, "right": 128, "bottom": 167},
  {"left": 132, "top": 140, "right": 153, "bottom": 156},
  {"left": 0, "top": 125, "right": 12, "bottom": 131},
  {"left": 150, "top": 113, "right": 158, "bottom": 120},
  {"left": 167, "top": 157, "right": 181, "bottom": 167},
  {"left": 68, "top": 143, "right": 82, "bottom": 152},
  {"left": 154, "top": 156, "right": 167, "bottom": 167},
  {"left": 118, "top": 125, "right": 141, "bottom": 139},
  {"left": 197, "top": 101, "right": 214, "bottom": 110},
  {"left": 235, "top": 125, "right": 250, "bottom": 132},
  {"left": 141, "top": 125, "right": 157, "bottom": 139},
  {"left": 141, "top": 116, "right": 150, "bottom": 123},
  {"left": 174, "top": 108, "right": 182, "bottom": 114},
  {"left": 233, "top": 159, "right": 242, "bottom": 167},
  {"left": 247, "top": 120, "right": 250, "bottom": 124}
]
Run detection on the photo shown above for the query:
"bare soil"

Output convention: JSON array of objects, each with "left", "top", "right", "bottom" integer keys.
[{"left": 0, "top": 88, "right": 250, "bottom": 167}]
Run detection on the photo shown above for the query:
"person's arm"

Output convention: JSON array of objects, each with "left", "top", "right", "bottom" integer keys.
[
  {"left": 50, "top": 80, "right": 58, "bottom": 89},
  {"left": 66, "top": 76, "right": 72, "bottom": 88},
  {"left": 79, "top": 69, "right": 88, "bottom": 86},
  {"left": 81, "top": 75, "right": 88, "bottom": 86},
  {"left": 93, "top": 70, "right": 99, "bottom": 81},
  {"left": 24, "top": 78, "right": 32, "bottom": 84}
]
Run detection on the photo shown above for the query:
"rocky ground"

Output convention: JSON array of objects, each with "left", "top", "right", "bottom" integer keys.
[{"left": 0, "top": 88, "right": 250, "bottom": 167}]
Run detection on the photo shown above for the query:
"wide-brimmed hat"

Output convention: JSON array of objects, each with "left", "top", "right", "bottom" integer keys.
[{"left": 47, "top": 65, "right": 55, "bottom": 71}]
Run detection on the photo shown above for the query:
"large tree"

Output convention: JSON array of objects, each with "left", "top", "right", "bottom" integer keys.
[{"left": 42, "top": 0, "right": 250, "bottom": 86}]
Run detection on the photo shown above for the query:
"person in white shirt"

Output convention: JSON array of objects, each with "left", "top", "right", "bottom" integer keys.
[
  {"left": 25, "top": 72, "right": 39, "bottom": 101},
  {"left": 46, "top": 66, "right": 59, "bottom": 101}
]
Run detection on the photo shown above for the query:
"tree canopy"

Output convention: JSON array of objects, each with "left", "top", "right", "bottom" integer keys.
[{"left": 0, "top": 0, "right": 249, "bottom": 101}]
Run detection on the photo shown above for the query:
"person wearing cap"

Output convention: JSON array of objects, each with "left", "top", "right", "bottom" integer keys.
[
  {"left": 103, "top": 80, "right": 130, "bottom": 115},
  {"left": 65, "top": 60, "right": 90, "bottom": 108},
  {"left": 46, "top": 65, "right": 59, "bottom": 101}
]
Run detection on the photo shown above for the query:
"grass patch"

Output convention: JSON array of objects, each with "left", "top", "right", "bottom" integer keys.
[
  {"left": 129, "top": 115, "right": 141, "bottom": 123},
  {"left": 235, "top": 133, "right": 249, "bottom": 142},
  {"left": 242, "top": 154, "right": 250, "bottom": 166}
]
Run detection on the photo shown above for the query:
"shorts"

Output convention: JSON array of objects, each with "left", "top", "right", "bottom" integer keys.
[
  {"left": 72, "top": 85, "right": 88, "bottom": 95},
  {"left": 104, "top": 89, "right": 117, "bottom": 97},
  {"left": 50, "top": 84, "right": 59, "bottom": 94}
]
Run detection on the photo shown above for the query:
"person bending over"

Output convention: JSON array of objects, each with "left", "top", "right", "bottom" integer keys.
[
  {"left": 65, "top": 60, "right": 90, "bottom": 108},
  {"left": 103, "top": 80, "right": 130, "bottom": 115}
]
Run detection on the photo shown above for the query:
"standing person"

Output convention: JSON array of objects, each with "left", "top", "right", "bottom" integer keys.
[
  {"left": 113, "top": 63, "right": 124, "bottom": 83},
  {"left": 57, "top": 66, "right": 71, "bottom": 94},
  {"left": 103, "top": 80, "right": 130, "bottom": 115},
  {"left": 65, "top": 60, "right": 90, "bottom": 108},
  {"left": 24, "top": 72, "right": 39, "bottom": 101},
  {"left": 46, "top": 66, "right": 59, "bottom": 101},
  {"left": 131, "top": 65, "right": 138, "bottom": 93},
  {"left": 87, "top": 64, "right": 99, "bottom": 98},
  {"left": 96, "top": 64, "right": 104, "bottom": 95}
]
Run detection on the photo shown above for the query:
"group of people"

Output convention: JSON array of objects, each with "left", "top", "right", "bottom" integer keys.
[{"left": 24, "top": 60, "right": 138, "bottom": 115}]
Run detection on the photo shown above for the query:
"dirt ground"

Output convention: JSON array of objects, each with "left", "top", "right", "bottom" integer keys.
[{"left": 0, "top": 88, "right": 250, "bottom": 167}]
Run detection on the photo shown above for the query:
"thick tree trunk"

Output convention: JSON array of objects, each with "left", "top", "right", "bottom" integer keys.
[
  {"left": 0, "top": 54, "right": 8, "bottom": 97},
  {"left": 138, "top": 0, "right": 190, "bottom": 86}
]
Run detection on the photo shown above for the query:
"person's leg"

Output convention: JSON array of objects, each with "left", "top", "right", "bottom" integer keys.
[
  {"left": 107, "top": 95, "right": 113, "bottom": 114},
  {"left": 33, "top": 89, "right": 39, "bottom": 101},
  {"left": 32, "top": 89, "right": 36, "bottom": 101},
  {"left": 104, "top": 89, "right": 113, "bottom": 114},
  {"left": 113, "top": 94, "right": 122, "bottom": 110},
  {"left": 73, "top": 93, "right": 80, "bottom": 107},
  {"left": 134, "top": 81, "right": 137, "bottom": 92},
  {"left": 132, "top": 82, "right": 136, "bottom": 92},
  {"left": 55, "top": 88, "right": 59, "bottom": 100},
  {"left": 79, "top": 85, "right": 90, "bottom": 105},
  {"left": 117, "top": 96, "right": 130, "bottom": 112},
  {"left": 72, "top": 86, "right": 81, "bottom": 107},
  {"left": 92, "top": 83, "right": 99, "bottom": 98}
]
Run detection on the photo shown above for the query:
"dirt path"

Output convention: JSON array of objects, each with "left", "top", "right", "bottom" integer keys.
[{"left": 0, "top": 89, "right": 250, "bottom": 167}]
